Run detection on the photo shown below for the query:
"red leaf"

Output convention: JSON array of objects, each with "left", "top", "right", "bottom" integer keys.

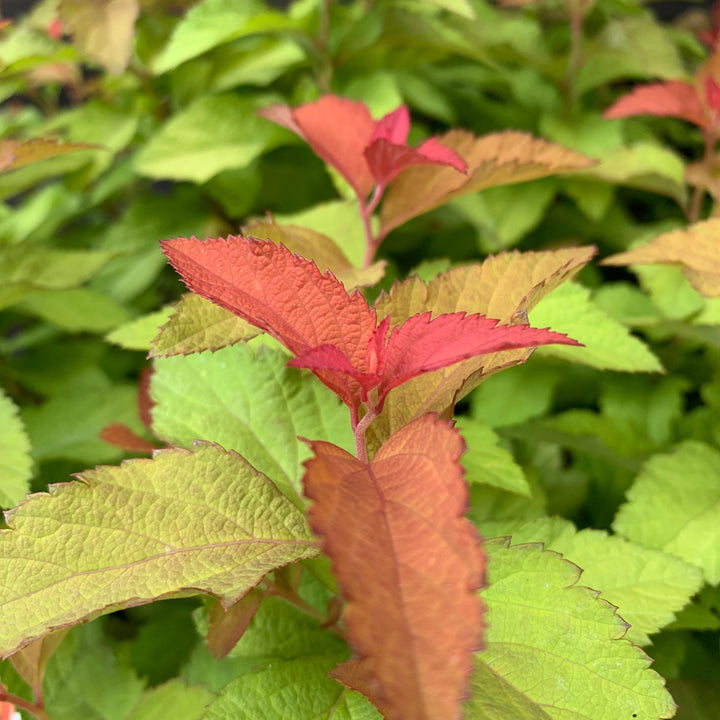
[
  {"left": 163, "top": 236, "right": 579, "bottom": 420},
  {"left": 604, "top": 81, "right": 706, "bottom": 128},
  {"left": 377, "top": 311, "right": 579, "bottom": 404},
  {"left": 292, "top": 96, "right": 377, "bottom": 199},
  {"left": 161, "top": 235, "right": 378, "bottom": 415},
  {"left": 260, "top": 95, "right": 466, "bottom": 200},
  {"left": 303, "top": 415, "right": 484, "bottom": 720}
]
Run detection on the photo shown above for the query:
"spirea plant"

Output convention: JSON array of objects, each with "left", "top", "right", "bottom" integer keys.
[{"left": 2, "top": 1, "right": 720, "bottom": 719}]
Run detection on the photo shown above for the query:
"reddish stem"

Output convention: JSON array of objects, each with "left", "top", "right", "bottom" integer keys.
[
  {"left": 0, "top": 688, "right": 50, "bottom": 720},
  {"left": 688, "top": 129, "right": 718, "bottom": 222},
  {"left": 354, "top": 402, "right": 378, "bottom": 462},
  {"left": 361, "top": 185, "right": 385, "bottom": 268}
]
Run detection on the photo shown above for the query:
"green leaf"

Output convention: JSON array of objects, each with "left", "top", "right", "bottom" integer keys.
[
  {"left": 582, "top": 142, "right": 687, "bottom": 205},
  {"left": 275, "top": 200, "right": 367, "bottom": 268},
  {"left": 470, "top": 540, "right": 676, "bottom": 719},
  {"left": 0, "top": 389, "right": 32, "bottom": 507},
  {"left": 150, "top": 344, "right": 353, "bottom": 501},
  {"left": 200, "top": 575, "right": 379, "bottom": 719},
  {"left": 126, "top": 680, "right": 214, "bottom": 720},
  {"left": 470, "top": 361, "right": 560, "bottom": 429},
  {"left": 0, "top": 246, "right": 114, "bottom": 311},
  {"left": 425, "top": 0, "right": 475, "bottom": 18},
  {"left": 530, "top": 281, "right": 663, "bottom": 372},
  {"left": 478, "top": 517, "right": 703, "bottom": 645},
  {"left": 106, "top": 307, "right": 176, "bottom": 351},
  {"left": 212, "top": 36, "right": 306, "bottom": 91},
  {"left": 576, "top": 17, "right": 686, "bottom": 95},
  {"left": 451, "top": 179, "right": 557, "bottom": 252},
  {"left": 134, "top": 94, "right": 286, "bottom": 183},
  {"left": 202, "top": 654, "right": 381, "bottom": 720},
  {"left": 456, "top": 417, "right": 530, "bottom": 496},
  {"left": 0, "top": 443, "right": 319, "bottom": 656},
  {"left": 614, "top": 441, "right": 720, "bottom": 584},
  {"left": 17, "top": 288, "right": 132, "bottom": 332},
  {"left": 22, "top": 383, "right": 140, "bottom": 465},
  {"left": 43, "top": 623, "right": 145, "bottom": 720},
  {"left": 633, "top": 265, "right": 704, "bottom": 322},
  {"left": 465, "top": 657, "right": 552, "bottom": 720},
  {"left": 150, "top": 0, "right": 291, "bottom": 74},
  {"left": 149, "top": 294, "right": 260, "bottom": 357}
]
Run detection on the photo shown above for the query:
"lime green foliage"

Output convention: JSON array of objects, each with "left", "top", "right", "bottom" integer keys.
[
  {"left": 614, "top": 442, "right": 720, "bottom": 585},
  {"left": 478, "top": 517, "right": 703, "bottom": 645},
  {"left": 475, "top": 540, "right": 676, "bottom": 719},
  {"left": 457, "top": 417, "right": 530, "bottom": 496},
  {"left": 149, "top": 294, "right": 259, "bottom": 357},
  {"left": 0, "top": 390, "right": 32, "bottom": 506},
  {"left": 151, "top": 344, "right": 353, "bottom": 500},
  {"left": 134, "top": 94, "right": 288, "bottom": 183},
  {"left": 0, "top": 443, "right": 318, "bottom": 656},
  {"left": 106, "top": 307, "right": 175, "bottom": 351},
  {"left": 530, "top": 282, "right": 663, "bottom": 372}
]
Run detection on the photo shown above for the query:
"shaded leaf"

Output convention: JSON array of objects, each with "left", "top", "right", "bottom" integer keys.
[
  {"left": 150, "top": 344, "right": 353, "bottom": 501},
  {"left": 0, "top": 443, "right": 319, "bottom": 656},
  {"left": 126, "top": 680, "right": 214, "bottom": 720},
  {"left": 0, "top": 246, "right": 114, "bottom": 311},
  {"left": 529, "top": 282, "right": 664, "bottom": 372},
  {"left": 304, "top": 415, "right": 484, "bottom": 720},
  {"left": 8, "top": 630, "right": 67, "bottom": 696},
  {"left": 150, "top": 294, "right": 260, "bottom": 358},
  {"left": 59, "top": 0, "right": 139, "bottom": 73},
  {"left": 0, "top": 390, "right": 32, "bottom": 508},
  {"left": 614, "top": 441, "right": 720, "bottom": 584},
  {"left": 43, "top": 623, "right": 145, "bottom": 720},
  {"left": 99, "top": 423, "right": 159, "bottom": 454},
  {"left": 206, "top": 590, "right": 264, "bottom": 660},
  {"left": 603, "top": 219, "right": 720, "bottom": 298},
  {"left": 471, "top": 540, "right": 676, "bottom": 719},
  {"left": 380, "top": 131, "right": 594, "bottom": 236},
  {"left": 22, "top": 383, "right": 141, "bottom": 465}
]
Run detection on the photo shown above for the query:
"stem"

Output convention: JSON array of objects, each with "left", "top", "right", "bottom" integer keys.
[
  {"left": 688, "top": 129, "right": 717, "bottom": 222},
  {"left": 360, "top": 185, "right": 384, "bottom": 268},
  {"left": 354, "top": 402, "right": 378, "bottom": 462},
  {"left": 0, "top": 689, "right": 50, "bottom": 720},
  {"left": 314, "top": 0, "right": 333, "bottom": 94},
  {"left": 563, "top": 0, "right": 586, "bottom": 115},
  {"left": 264, "top": 581, "right": 346, "bottom": 639}
]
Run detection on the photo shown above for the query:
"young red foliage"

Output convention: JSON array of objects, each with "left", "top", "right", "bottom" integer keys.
[
  {"left": 303, "top": 414, "right": 484, "bottom": 720},
  {"left": 258, "top": 96, "right": 466, "bottom": 200},
  {"left": 161, "top": 236, "right": 579, "bottom": 425},
  {"left": 604, "top": 81, "right": 706, "bottom": 127}
]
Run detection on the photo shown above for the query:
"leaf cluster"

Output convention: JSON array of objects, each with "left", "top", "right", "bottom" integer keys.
[{"left": 0, "top": 0, "right": 719, "bottom": 719}]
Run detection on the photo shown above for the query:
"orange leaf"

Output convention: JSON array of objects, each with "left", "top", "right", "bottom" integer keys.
[
  {"left": 380, "top": 130, "right": 594, "bottom": 237},
  {"left": 303, "top": 415, "right": 485, "bottom": 720},
  {"left": 0, "top": 139, "right": 95, "bottom": 174},
  {"left": 602, "top": 219, "right": 720, "bottom": 297}
]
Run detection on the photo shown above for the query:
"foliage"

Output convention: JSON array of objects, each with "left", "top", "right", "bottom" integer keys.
[{"left": 0, "top": 0, "right": 719, "bottom": 718}]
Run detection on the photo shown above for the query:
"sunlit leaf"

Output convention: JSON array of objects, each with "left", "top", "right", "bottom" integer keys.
[{"left": 0, "top": 443, "right": 319, "bottom": 656}]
